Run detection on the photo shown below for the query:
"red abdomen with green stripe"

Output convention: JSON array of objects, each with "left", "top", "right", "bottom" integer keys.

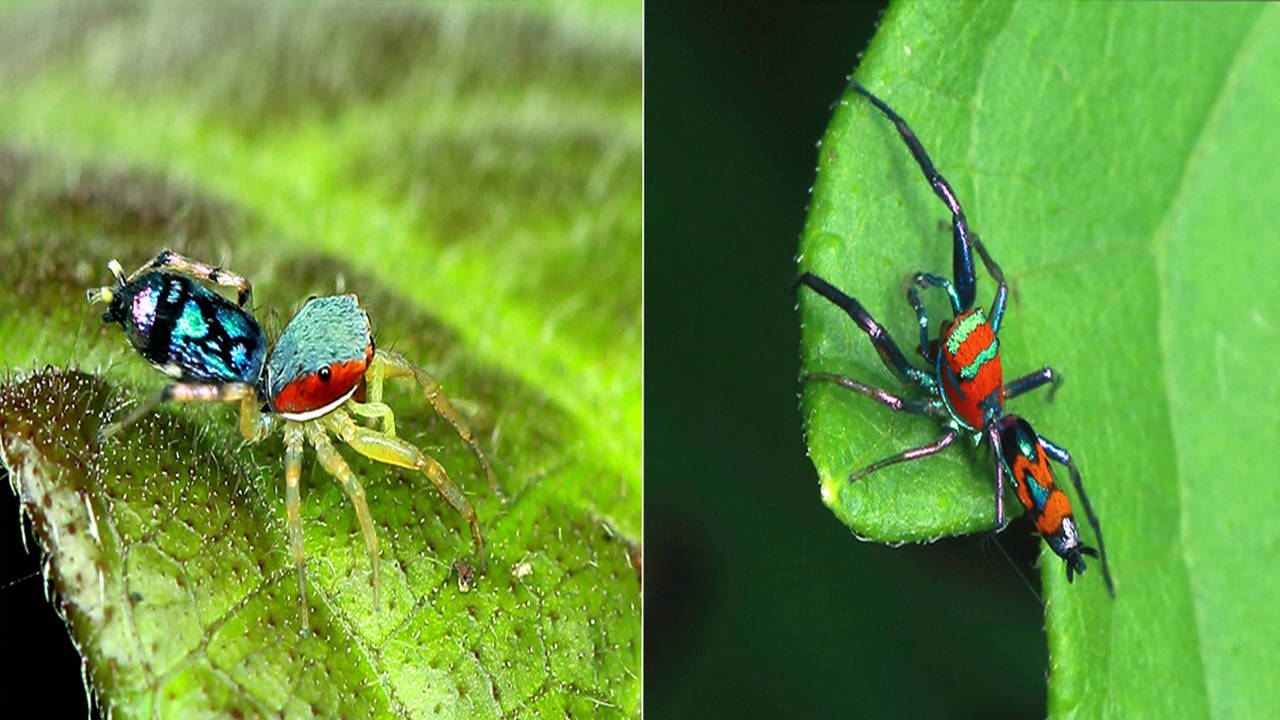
[{"left": 937, "top": 308, "right": 1003, "bottom": 430}]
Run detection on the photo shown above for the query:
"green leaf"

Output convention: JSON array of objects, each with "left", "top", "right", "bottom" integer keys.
[
  {"left": 0, "top": 2, "right": 639, "bottom": 718},
  {"left": 798, "top": 1, "right": 1280, "bottom": 716}
]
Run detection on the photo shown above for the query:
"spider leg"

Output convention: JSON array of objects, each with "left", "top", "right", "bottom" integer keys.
[
  {"left": 369, "top": 350, "right": 499, "bottom": 494},
  {"left": 802, "top": 372, "right": 941, "bottom": 416},
  {"left": 304, "top": 420, "right": 382, "bottom": 610},
  {"left": 849, "top": 427, "right": 959, "bottom": 482},
  {"left": 987, "top": 424, "right": 1007, "bottom": 527},
  {"left": 348, "top": 400, "right": 398, "bottom": 437},
  {"left": 125, "top": 249, "right": 255, "bottom": 307},
  {"left": 853, "top": 82, "right": 977, "bottom": 311},
  {"left": 970, "top": 236, "right": 1008, "bottom": 334},
  {"left": 99, "top": 381, "right": 261, "bottom": 441},
  {"left": 908, "top": 272, "right": 964, "bottom": 317},
  {"left": 322, "top": 410, "right": 486, "bottom": 570},
  {"left": 283, "top": 422, "right": 310, "bottom": 630},
  {"left": 796, "top": 272, "right": 939, "bottom": 394},
  {"left": 1004, "top": 367, "right": 1063, "bottom": 403},
  {"left": 1037, "top": 435, "right": 1116, "bottom": 597}
]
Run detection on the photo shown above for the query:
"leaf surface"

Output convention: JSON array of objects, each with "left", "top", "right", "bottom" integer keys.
[{"left": 797, "top": 2, "right": 1280, "bottom": 716}]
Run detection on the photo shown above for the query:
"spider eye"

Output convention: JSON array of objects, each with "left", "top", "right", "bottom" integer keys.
[{"left": 318, "top": 366, "right": 331, "bottom": 382}]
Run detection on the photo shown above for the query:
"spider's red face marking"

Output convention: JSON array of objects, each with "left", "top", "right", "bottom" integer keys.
[
  {"left": 264, "top": 294, "right": 375, "bottom": 417},
  {"left": 272, "top": 350, "right": 373, "bottom": 415}
]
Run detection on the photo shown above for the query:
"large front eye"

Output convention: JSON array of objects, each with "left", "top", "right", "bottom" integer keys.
[{"left": 318, "top": 367, "right": 331, "bottom": 382}]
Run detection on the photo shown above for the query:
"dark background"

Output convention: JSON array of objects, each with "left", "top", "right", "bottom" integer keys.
[{"left": 645, "top": 3, "right": 1047, "bottom": 717}]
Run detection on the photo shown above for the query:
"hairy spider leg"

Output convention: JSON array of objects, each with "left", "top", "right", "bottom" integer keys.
[
  {"left": 367, "top": 350, "right": 499, "bottom": 494},
  {"left": 852, "top": 82, "right": 978, "bottom": 312},
  {"left": 283, "top": 423, "right": 309, "bottom": 629},
  {"left": 849, "top": 428, "right": 960, "bottom": 482},
  {"left": 320, "top": 410, "right": 486, "bottom": 569},
  {"left": 99, "top": 381, "right": 268, "bottom": 441},
  {"left": 304, "top": 420, "right": 383, "bottom": 609},
  {"left": 125, "top": 249, "right": 256, "bottom": 308},
  {"left": 1037, "top": 435, "right": 1115, "bottom": 597},
  {"left": 1004, "top": 367, "right": 1063, "bottom": 403},
  {"left": 796, "top": 272, "right": 938, "bottom": 393}
]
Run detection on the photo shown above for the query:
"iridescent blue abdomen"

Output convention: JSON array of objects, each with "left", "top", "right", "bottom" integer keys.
[{"left": 100, "top": 271, "right": 266, "bottom": 384}]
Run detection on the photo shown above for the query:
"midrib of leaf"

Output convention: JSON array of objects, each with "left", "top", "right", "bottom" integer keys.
[{"left": 0, "top": 77, "right": 641, "bottom": 522}]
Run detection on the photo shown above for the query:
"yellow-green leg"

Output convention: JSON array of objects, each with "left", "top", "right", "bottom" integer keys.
[
  {"left": 237, "top": 392, "right": 273, "bottom": 442},
  {"left": 347, "top": 400, "right": 397, "bottom": 437},
  {"left": 322, "top": 409, "right": 486, "bottom": 568},
  {"left": 370, "top": 350, "right": 499, "bottom": 494},
  {"left": 304, "top": 421, "right": 382, "bottom": 610},
  {"left": 283, "top": 422, "right": 309, "bottom": 630}
]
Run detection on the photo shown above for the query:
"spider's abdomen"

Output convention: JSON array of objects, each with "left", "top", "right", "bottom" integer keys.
[
  {"left": 998, "top": 416, "right": 1082, "bottom": 561},
  {"left": 265, "top": 294, "right": 374, "bottom": 419},
  {"left": 937, "top": 308, "right": 1003, "bottom": 430},
  {"left": 103, "top": 272, "right": 266, "bottom": 384}
]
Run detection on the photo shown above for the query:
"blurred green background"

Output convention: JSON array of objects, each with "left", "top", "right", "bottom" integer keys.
[{"left": 646, "top": 3, "right": 1047, "bottom": 718}]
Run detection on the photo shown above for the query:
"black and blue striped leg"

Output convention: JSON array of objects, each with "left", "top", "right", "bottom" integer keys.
[
  {"left": 797, "top": 272, "right": 937, "bottom": 393},
  {"left": 1038, "top": 436, "right": 1116, "bottom": 597},
  {"left": 1005, "top": 367, "right": 1062, "bottom": 403},
  {"left": 853, "top": 82, "right": 977, "bottom": 312}
]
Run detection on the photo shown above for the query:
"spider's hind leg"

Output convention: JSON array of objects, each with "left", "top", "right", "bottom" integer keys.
[
  {"left": 128, "top": 249, "right": 255, "bottom": 307},
  {"left": 100, "top": 381, "right": 264, "bottom": 441}
]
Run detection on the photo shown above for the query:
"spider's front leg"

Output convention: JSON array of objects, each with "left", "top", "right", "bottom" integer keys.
[
  {"left": 367, "top": 350, "right": 499, "bottom": 494},
  {"left": 796, "top": 271, "right": 939, "bottom": 394},
  {"left": 304, "top": 420, "right": 383, "bottom": 610},
  {"left": 321, "top": 409, "right": 487, "bottom": 570},
  {"left": 283, "top": 423, "right": 311, "bottom": 629}
]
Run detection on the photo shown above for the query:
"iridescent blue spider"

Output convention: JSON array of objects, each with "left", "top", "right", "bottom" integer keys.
[{"left": 88, "top": 250, "right": 498, "bottom": 628}]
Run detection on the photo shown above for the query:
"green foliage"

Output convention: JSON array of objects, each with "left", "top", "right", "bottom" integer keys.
[
  {"left": 0, "top": 2, "right": 639, "bottom": 718},
  {"left": 797, "top": 1, "right": 1280, "bottom": 716}
]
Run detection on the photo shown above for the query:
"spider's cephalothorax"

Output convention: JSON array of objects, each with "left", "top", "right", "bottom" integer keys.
[
  {"left": 796, "top": 83, "right": 1113, "bottom": 595},
  {"left": 89, "top": 250, "right": 499, "bottom": 628}
]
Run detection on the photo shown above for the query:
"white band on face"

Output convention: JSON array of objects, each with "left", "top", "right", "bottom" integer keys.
[{"left": 277, "top": 385, "right": 358, "bottom": 422}]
